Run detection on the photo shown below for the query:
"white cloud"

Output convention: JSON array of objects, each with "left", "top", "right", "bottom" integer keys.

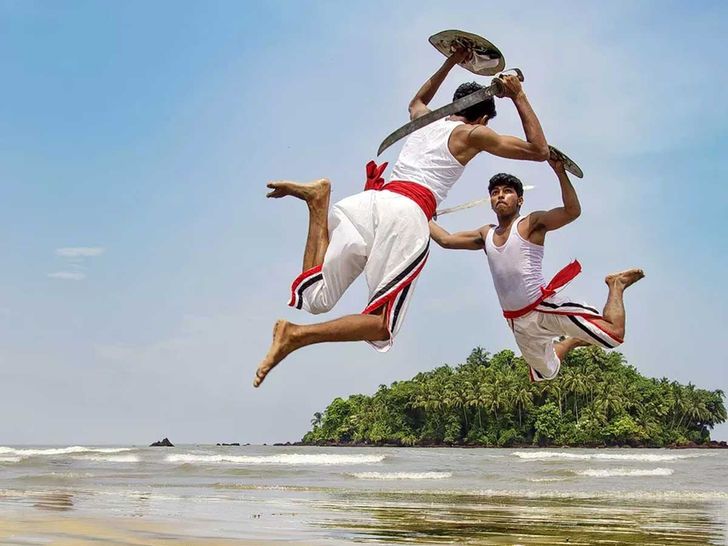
[
  {"left": 55, "top": 247, "right": 105, "bottom": 258},
  {"left": 47, "top": 271, "right": 87, "bottom": 281}
]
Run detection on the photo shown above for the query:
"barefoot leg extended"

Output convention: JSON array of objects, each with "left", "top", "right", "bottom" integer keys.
[
  {"left": 267, "top": 178, "right": 331, "bottom": 271},
  {"left": 586, "top": 268, "right": 645, "bottom": 340},
  {"left": 254, "top": 306, "right": 389, "bottom": 387}
]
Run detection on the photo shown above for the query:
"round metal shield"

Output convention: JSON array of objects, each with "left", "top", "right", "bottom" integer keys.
[
  {"left": 429, "top": 29, "right": 505, "bottom": 76},
  {"left": 549, "top": 146, "right": 584, "bottom": 179}
]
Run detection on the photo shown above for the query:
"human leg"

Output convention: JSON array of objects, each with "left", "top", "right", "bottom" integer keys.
[
  {"left": 289, "top": 195, "right": 369, "bottom": 314},
  {"left": 512, "top": 314, "right": 563, "bottom": 382},
  {"left": 266, "top": 178, "right": 331, "bottom": 271},
  {"left": 361, "top": 191, "right": 430, "bottom": 352},
  {"left": 253, "top": 306, "right": 389, "bottom": 387},
  {"left": 553, "top": 337, "right": 589, "bottom": 360},
  {"left": 585, "top": 268, "right": 644, "bottom": 340}
]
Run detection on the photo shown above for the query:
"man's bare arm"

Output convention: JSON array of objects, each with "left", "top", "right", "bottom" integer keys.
[
  {"left": 409, "top": 46, "right": 471, "bottom": 121},
  {"left": 529, "top": 157, "right": 581, "bottom": 233},
  {"left": 429, "top": 220, "right": 487, "bottom": 250},
  {"left": 468, "top": 75, "right": 549, "bottom": 161}
]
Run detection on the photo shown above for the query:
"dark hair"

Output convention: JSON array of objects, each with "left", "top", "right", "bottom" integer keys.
[
  {"left": 488, "top": 173, "right": 523, "bottom": 197},
  {"left": 453, "top": 82, "right": 497, "bottom": 122}
]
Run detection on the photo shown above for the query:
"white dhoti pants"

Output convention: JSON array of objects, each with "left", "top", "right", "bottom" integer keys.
[
  {"left": 288, "top": 189, "right": 430, "bottom": 352},
  {"left": 507, "top": 293, "right": 624, "bottom": 382}
]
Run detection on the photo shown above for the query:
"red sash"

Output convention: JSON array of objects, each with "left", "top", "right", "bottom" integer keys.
[
  {"left": 365, "top": 161, "right": 437, "bottom": 221},
  {"left": 502, "top": 260, "right": 582, "bottom": 319}
]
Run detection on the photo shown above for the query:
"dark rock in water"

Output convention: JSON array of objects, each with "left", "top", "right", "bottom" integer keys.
[
  {"left": 150, "top": 437, "right": 174, "bottom": 447},
  {"left": 216, "top": 443, "right": 241, "bottom": 446}
]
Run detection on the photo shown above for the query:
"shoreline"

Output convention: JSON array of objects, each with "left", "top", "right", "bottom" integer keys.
[{"left": 274, "top": 440, "right": 728, "bottom": 449}]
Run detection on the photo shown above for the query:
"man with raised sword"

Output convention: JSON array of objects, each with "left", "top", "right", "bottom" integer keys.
[
  {"left": 429, "top": 157, "right": 644, "bottom": 382},
  {"left": 254, "top": 45, "right": 549, "bottom": 387}
]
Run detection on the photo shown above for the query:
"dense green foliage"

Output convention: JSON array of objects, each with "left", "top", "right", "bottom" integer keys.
[{"left": 302, "top": 347, "right": 726, "bottom": 447}]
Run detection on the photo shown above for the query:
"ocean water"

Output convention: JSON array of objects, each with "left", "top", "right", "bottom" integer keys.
[{"left": 0, "top": 445, "right": 726, "bottom": 544}]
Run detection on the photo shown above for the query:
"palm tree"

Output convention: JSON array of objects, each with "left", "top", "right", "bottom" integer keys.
[
  {"left": 563, "top": 368, "right": 589, "bottom": 424},
  {"left": 447, "top": 379, "right": 470, "bottom": 429},
  {"left": 595, "top": 381, "right": 625, "bottom": 420},
  {"left": 513, "top": 381, "right": 534, "bottom": 428},
  {"left": 538, "top": 378, "right": 564, "bottom": 417},
  {"left": 310, "top": 412, "right": 323, "bottom": 428}
]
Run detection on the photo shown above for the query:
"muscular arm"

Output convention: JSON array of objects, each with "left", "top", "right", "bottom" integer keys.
[
  {"left": 409, "top": 47, "right": 470, "bottom": 121},
  {"left": 528, "top": 159, "right": 581, "bottom": 236},
  {"left": 429, "top": 220, "right": 487, "bottom": 250},
  {"left": 468, "top": 79, "right": 549, "bottom": 161}
]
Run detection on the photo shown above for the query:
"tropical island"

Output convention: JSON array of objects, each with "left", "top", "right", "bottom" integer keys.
[{"left": 301, "top": 347, "right": 727, "bottom": 448}]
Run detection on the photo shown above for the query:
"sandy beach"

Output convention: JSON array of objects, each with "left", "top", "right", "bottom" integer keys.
[{"left": 0, "top": 445, "right": 726, "bottom": 544}]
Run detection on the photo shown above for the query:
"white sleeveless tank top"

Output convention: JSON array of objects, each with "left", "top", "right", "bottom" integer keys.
[
  {"left": 485, "top": 216, "right": 547, "bottom": 311},
  {"left": 389, "top": 118, "right": 466, "bottom": 205}
]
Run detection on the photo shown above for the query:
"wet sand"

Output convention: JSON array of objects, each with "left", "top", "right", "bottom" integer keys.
[
  {"left": 0, "top": 511, "right": 305, "bottom": 545},
  {"left": 0, "top": 446, "right": 725, "bottom": 544}
]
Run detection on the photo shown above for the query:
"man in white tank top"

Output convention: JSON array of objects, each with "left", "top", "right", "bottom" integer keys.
[
  {"left": 429, "top": 155, "right": 644, "bottom": 382},
  {"left": 254, "top": 45, "right": 550, "bottom": 387}
]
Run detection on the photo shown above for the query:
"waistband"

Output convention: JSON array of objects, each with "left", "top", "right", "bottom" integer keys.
[
  {"left": 364, "top": 160, "right": 437, "bottom": 221},
  {"left": 502, "top": 260, "right": 582, "bottom": 319}
]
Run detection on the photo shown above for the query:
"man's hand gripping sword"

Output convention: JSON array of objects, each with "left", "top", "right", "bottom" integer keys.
[{"left": 377, "top": 69, "right": 524, "bottom": 157}]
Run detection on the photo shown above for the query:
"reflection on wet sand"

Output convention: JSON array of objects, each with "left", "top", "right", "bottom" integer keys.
[
  {"left": 317, "top": 492, "right": 724, "bottom": 544},
  {"left": 33, "top": 491, "right": 74, "bottom": 511}
]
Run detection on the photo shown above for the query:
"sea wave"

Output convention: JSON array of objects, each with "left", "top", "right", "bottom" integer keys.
[
  {"left": 0, "top": 456, "right": 21, "bottom": 464},
  {"left": 577, "top": 467, "right": 674, "bottom": 477},
  {"left": 166, "top": 453, "right": 386, "bottom": 466},
  {"left": 71, "top": 455, "right": 140, "bottom": 463},
  {"left": 350, "top": 472, "right": 452, "bottom": 480},
  {"left": 512, "top": 451, "right": 697, "bottom": 462},
  {"left": 463, "top": 488, "right": 728, "bottom": 501},
  {"left": 0, "top": 446, "right": 133, "bottom": 457},
  {"left": 16, "top": 472, "right": 96, "bottom": 481}
]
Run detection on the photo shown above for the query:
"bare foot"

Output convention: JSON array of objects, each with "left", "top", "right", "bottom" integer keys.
[
  {"left": 253, "top": 320, "right": 298, "bottom": 388},
  {"left": 266, "top": 178, "right": 330, "bottom": 204},
  {"left": 605, "top": 268, "right": 645, "bottom": 289}
]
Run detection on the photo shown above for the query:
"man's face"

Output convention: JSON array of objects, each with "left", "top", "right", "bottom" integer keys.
[{"left": 489, "top": 185, "right": 522, "bottom": 215}]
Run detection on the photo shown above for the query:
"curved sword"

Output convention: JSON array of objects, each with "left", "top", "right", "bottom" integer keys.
[
  {"left": 377, "top": 83, "right": 501, "bottom": 157},
  {"left": 377, "top": 69, "right": 523, "bottom": 156}
]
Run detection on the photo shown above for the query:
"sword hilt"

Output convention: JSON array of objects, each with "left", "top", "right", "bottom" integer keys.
[
  {"left": 492, "top": 68, "right": 524, "bottom": 98},
  {"left": 500, "top": 67, "right": 524, "bottom": 81}
]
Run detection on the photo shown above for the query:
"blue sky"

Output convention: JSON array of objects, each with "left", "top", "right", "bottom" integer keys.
[{"left": 1, "top": 1, "right": 726, "bottom": 443}]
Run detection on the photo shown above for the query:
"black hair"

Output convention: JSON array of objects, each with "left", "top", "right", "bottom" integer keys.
[
  {"left": 488, "top": 173, "right": 523, "bottom": 197},
  {"left": 453, "top": 82, "right": 497, "bottom": 122}
]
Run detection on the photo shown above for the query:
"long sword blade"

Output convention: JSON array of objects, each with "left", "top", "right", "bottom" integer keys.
[
  {"left": 435, "top": 186, "right": 535, "bottom": 217},
  {"left": 377, "top": 83, "right": 500, "bottom": 156},
  {"left": 436, "top": 198, "right": 490, "bottom": 217}
]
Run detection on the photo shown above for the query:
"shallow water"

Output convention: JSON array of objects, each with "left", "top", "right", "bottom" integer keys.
[{"left": 0, "top": 445, "right": 725, "bottom": 544}]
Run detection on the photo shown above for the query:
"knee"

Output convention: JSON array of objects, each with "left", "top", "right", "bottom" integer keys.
[
  {"left": 371, "top": 309, "right": 391, "bottom": 341},
  {"left": 373, "top": 323, "right": 390, "bottom": 342},
  {"left": 308, "top": 300, "right": 334, "bottom": 315},
  {"left": 307, "top": 292, "right": 336, "bottom": 315}
]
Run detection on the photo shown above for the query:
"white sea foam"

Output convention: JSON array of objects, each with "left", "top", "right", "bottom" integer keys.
[
  {"left": 0, "top": 446, "right": 132, "bottom": 457},
  {"left": 351, "top": 472, "right": 452, "bottom": 480},
  {"left": 463, "top": 488, "right": 728, "bottom": 501},
  {"left": 166, "top": 453, "right": 386, "bottom": 466},
  {"left": 72, "top": 455, "right": 140, "bottom": 463},
  {"left": 0, "top": 456, "right": 21, "bottom": 464},
  {"left": 512, "top": 451, "right": 697, "bottom": 462},
  {"left": 578, "top": 467, "right": 674, "bottom": 477}
]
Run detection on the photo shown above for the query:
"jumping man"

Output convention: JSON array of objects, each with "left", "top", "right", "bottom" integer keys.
[
  {"left": 429, "top": 155, "right": 644, "bottom": 381},
  {"left": 254, "top": 46, "right": 550, "bottom": 387}
]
